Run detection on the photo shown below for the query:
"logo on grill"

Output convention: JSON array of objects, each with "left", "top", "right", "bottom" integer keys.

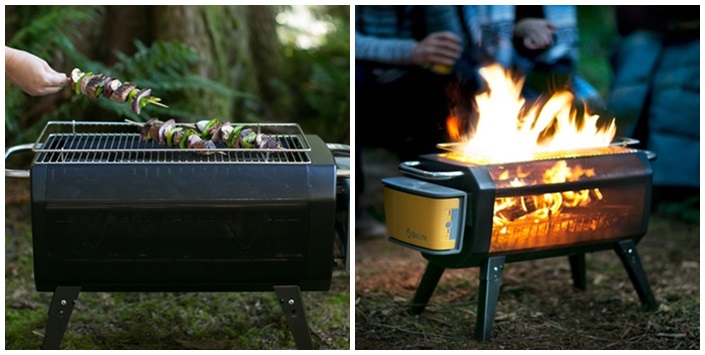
[{"left": 406, "top": 228, "right": 427, "bottom": 242}]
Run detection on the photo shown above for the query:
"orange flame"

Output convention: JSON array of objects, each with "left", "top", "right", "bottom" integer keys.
[
  {"left": 446, "top": 114, "right": 462, "bottom": 141},
  {"left": 493, "top": 160, "right": 604, "bottom": 230},
  {"left": 446, "top": 64, "right": 616, "bottom": 164},
  {"left": 442, "top": 64, "right": 617, "bottom": 239}
]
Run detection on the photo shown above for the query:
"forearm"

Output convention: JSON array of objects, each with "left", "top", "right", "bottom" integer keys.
[
  {"left": 355, "top": 32, "right": 417, "bottom": 65},
  {"left": 5, "top": 46, "right": 68, "bottom": 96},
  {"left": 5, "top": 46, "right": 23, "bottom": 81}
]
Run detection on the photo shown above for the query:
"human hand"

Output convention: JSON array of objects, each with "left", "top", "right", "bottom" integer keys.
[
  {"left": 5, "top": 46, "right": 69, "bottom": 96},
  {"left": 411, "top": 31, "right": 463, "bottom": 67},
  {"left": 514, "top": 19, "right": 557, "bottom": 50}
]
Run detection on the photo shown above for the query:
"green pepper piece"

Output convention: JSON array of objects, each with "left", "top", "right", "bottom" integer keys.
[
  {"left": 128, "top": 88, "right": 139, "bottom": 101},
  {"left": 180, "top": 129, "right": 195, "bottom": 149},
  {"left": 200, "top": 120, "right": 219, "bottom": 139},
  {"left": 167, "top": 127, "right": 182, "bottom": 147},
  {"left": 200, "top": 119, "right": 220, "bottom": 137},
  {"left": 227, "top": 125, "right": 245, "bottom": 148},
  {"left": 94, "top": 76, "right": 107, "bottom": 97},
  {"left": 241, "top": 132, "right": 256, "bottom": 148},
  {"left": 74, "top": 72, "right": 92, "bottom": 95}
]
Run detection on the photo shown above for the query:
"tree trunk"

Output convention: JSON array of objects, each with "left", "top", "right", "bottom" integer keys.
[
  {"left": 99, "top": 6, "right": 153, "bottom": 66},
  {"left": 152, "top": 5, "right": 249, "bottom": 120},
  {"left": 244, "top": 5, "right": 291, "bottom": 122}
]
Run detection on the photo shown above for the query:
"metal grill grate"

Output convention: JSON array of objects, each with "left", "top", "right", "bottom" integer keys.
[
  {"left": 32, "top": 121, "right": 311, "bottom": 164},
  {"left": 489, "top": 206, "right": 636, "bottom": 252},
  {"left": 437, "top": 139, "right": 638, "bottom": 166}
]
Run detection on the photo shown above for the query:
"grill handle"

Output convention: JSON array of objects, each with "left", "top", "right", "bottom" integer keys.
[
  {"left": 644, "top": 150, "right": 656, "bottom": 161},
  {"left": 327, "top": 143, "right": 350, "bottom": 178},
  {"left": 399, "top": 161, "right": 464, "bottom": 181},
  {"left": 5, "top": 143, "right": 35, "bottom": 179}
]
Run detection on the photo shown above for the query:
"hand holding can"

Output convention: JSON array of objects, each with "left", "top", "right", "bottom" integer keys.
[{"left": 411, "top": 32, "right": 463, "bottom": 75}]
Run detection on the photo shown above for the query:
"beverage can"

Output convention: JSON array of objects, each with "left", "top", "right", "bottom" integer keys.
[{"left": 431, "top": 64, "right": 452, "bottom": 75}]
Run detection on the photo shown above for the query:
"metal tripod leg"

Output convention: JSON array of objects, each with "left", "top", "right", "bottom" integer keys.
[
  {"left": 569, "top": 253, "right": 587, "bottom": 290},
  {"left": 614, "top": 239, "right": 658, "bottom": 310},
  {"left": 274, "top": 285, "right": 313, "bottom": 350},
  {"left": 475, "top": 256, "right": 505, "bottom": 342},
  {"left": 42, "top": 286, "right": 81, "bottom": 350},
  {"left": 410, "top": 262, "right": 445, "bottom": 315}
]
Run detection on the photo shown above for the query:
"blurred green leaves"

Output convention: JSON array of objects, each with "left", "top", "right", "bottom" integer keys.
[{"left": 5, "top": 5, "right": 350, "bottom": 146}]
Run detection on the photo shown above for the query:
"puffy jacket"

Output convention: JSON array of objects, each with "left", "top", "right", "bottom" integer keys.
[{"left": 607, "top": 31, "right": 700, "bottom": 187}]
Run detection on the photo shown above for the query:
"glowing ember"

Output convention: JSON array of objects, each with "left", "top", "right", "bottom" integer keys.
[
  {"left": 443, "top": 64, "right": 621, "bottom": 238},
  {"left": 493, "top": 160, "right": 603, "bottom": 231},
  {"left": 446, "top": 64, "right": 617, "bottom": 164}
]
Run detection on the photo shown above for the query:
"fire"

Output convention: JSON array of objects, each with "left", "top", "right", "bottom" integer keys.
[
  {"left": 446, "top": 114, "right": 462, "bottom": 141},
  {"left": 494, "top": 160, "right": 603, "bottom": 232},
  {"left": 442, "top": 64, "right": 618, "bottom": 237},
  {"left": 446, "top": 64, "right": 617, "bottom": 164}
]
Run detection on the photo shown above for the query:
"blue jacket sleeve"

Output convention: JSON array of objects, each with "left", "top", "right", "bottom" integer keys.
[{"left": 355, "top": 31, "right": 417, "bottom": 64}]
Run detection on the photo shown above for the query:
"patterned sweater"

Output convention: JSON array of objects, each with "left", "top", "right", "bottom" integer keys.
[{"left": 355, "top": 5, "right": 464, "bottom": 65}]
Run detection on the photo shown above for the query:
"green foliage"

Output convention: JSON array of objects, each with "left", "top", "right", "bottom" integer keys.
[
  {"left": 7, "top": 6, "right": 103, "bottom": 60},
  {"left": 283, "top": 7, "right": 350, "bottom": 144},
  {"left": 6, "top": 6, "right": 102, "bottom": 143},
  {"left": 6, "top": 5, "right": 351, "bottom": 147},
  {"left": 5, "top": 6, "right": 244, "bottom": 146},
  {"left": 576, "top": 6, "right": 617, "bottom": 99}
]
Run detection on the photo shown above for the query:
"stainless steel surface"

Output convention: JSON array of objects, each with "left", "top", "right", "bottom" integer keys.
[
  {"left": 5, "top": 143, "right": 34, "bottom": 178},
  {"left": 610, "top": 137, "right": 640, "bottom": 147},
  {"left": 436, "top": 142, "right": 637, "bottom": 156},
  {"left": 399, "top": 161, "right": 464, "bottom": 181},
  {"left": 32, "top": 121, "right": 312, "bottom": 165},
  {"left": 327, "top": 143, "right": 351, "bottom": 178},
  {"left": 435, "top": 142, "right": 639, "bottom": 165},
  {"left": 644, "top": 150, "right": 657, "bottom": 161},
  {"left": 436, "top": 137, "right": 640, "bottom": 154}
]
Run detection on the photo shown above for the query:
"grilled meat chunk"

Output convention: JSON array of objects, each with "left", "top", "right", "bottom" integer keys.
[
  {"left": 112, "top": 82, "right": 137, "bottom": 104},
  {"left": 69, "top": 68, "right": 168, "bottom": 114},
  {"left": 85, "top": 74, "right": 106, "bottom": 101},
  {"left": 138, "top": 118, "right": 283, "bottom": 154}
]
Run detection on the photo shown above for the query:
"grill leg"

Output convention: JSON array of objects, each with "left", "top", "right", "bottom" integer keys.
[
  {"left": 274, "top": 285, "right": 314, "bottom": 350},
  {"left": 569, "top": 253, "right": 587, "bottom": 290},
  {"left": 475, "top": 256, "right": 505, "bottom": 342},
  {"left": 42, "top": 286, "right": 81, "bottom": 350},
  {"left": 614, "top": 239, "right": 658, "bottom": 310},
  {"left": 410, "top": 262, "right": 445, "bottom": 315}
]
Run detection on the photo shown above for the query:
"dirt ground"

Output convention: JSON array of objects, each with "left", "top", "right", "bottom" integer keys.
[{"left": 355, "top": 147, "right": 699, "bottom": 350}]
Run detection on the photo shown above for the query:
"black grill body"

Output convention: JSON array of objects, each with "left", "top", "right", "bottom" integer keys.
[
  {"left": 383, "top": 148, "right": 658, "bottom": 342},
  {"left": 416, "top": 150, "right": 653, "bottom": 268},
  {"left": 31, "top": 135, "right": 335, "bottom": 293},
  {"left": 10, "top": 121, "right": 344, "bottom": 350}
]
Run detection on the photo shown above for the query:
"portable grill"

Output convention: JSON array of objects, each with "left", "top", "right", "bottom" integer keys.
[
  {"left": 5, "top": 121, "right": 350, "bottom": 350},
  {"left": 382, "top": 142, "right": 658, "bottom": 342}
]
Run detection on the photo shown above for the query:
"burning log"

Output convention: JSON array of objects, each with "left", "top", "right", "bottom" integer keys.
[{"left": 496, "top": 196, "right": 541, "bottom": 223}]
